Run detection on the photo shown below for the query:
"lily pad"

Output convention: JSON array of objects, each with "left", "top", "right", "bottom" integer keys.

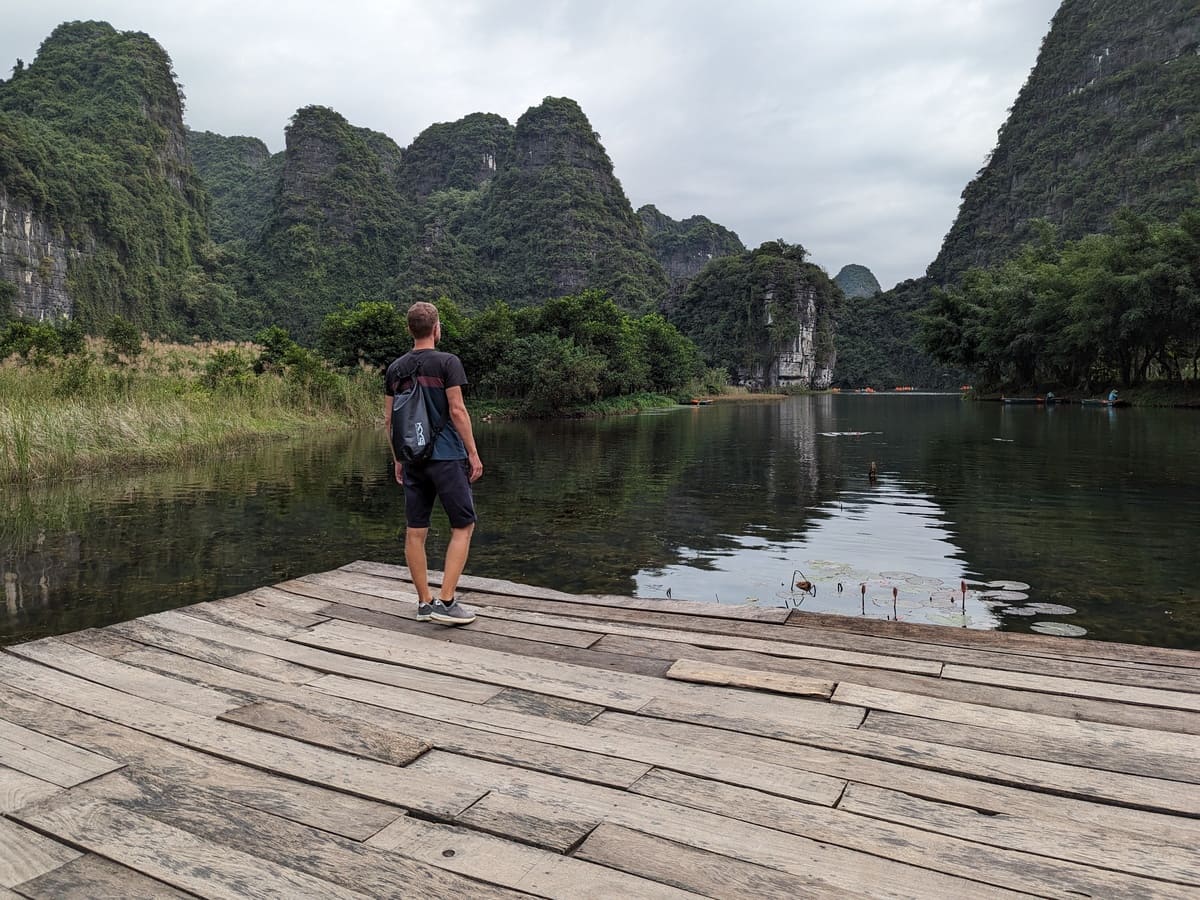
[
  {"left": 1001, "top": 606, "right": 1038, "bottom": 616},
  {"left": 1025, "top": 603, "right": 1077, "bottom": 615},
  {"left": 988, "top": 580, "right": 1031, "bottom": 591},
  {"left": 979, "top": 590, "right": 1030, "bottom": 602},
  {"left": 1030, "top": 622, "right": 1088, "bottom": 637}
]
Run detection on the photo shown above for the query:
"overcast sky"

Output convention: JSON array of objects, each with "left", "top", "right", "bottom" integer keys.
[{"left": 3, "top": 1, "right": 1060, "bottom": 290}]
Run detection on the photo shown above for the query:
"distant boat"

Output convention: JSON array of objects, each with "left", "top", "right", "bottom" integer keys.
[
  {"left": 1002, "top": 397, "right": 1045, "bottom": 405},
  {"left": 1081, "top": 397, "right": 1125, "bottom": 407}
]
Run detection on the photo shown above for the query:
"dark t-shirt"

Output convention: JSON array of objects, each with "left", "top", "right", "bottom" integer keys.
[{"left": 384, "top": 349, "right": 468, "bottom": 460}]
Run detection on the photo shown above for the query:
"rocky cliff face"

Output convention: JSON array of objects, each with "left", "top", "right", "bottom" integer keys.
[
  {"left": 0, "top": 187, "right": 94, "bottom": 320},
  {"left": 471, "top": 97, "right": 667, "bottom": 309},
  {"left": 638, "top": 204, "right": 745, "bottom": 295},
  {"left": 273, "top": 106, "right": 408, "bottom": 241},
  {"left": 0, "top": 21, "right": 209, "bottom": 330},
  {"left": 929, "top": 0, "right": 1200, "bottom": 283},
  {"left": 186, "top": 130, "right": 281, "bottom": 243},
  {"left": 755, "top": 284, "right": 836, "bottom": 390},
  {"left": 399, "top": 113, "right": 514, "bottom": 200}
]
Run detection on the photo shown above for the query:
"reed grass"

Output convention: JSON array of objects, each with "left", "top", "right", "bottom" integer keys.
[{"left": 0, "top": 339, "right": 380, "bottom": 482}]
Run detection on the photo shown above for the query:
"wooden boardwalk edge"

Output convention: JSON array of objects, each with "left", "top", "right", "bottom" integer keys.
[{"left": 0, "top": 558, "right": 1197, "bottom": 898}]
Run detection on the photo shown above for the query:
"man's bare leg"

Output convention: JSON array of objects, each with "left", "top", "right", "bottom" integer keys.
[
  {"left": 439, "top": 523, "right": 475, "bottom": 602},
  {"left": 405, "top": 527, "right": 432, "bottom": 604}
]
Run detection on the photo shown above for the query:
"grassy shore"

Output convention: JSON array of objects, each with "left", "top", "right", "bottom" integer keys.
[{"left": 0, "top": 339, "right": 380, "bottom": 482}]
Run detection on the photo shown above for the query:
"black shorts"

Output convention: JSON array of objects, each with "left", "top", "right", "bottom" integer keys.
[{"left": 403, "top": 459, "right": 476, "bottom": 529}]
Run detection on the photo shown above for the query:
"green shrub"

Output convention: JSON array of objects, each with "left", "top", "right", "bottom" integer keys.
[{"left": 103, "top": 316, "right": 143, "bottom": 364}]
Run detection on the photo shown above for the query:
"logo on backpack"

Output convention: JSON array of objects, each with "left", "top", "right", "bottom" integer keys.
[{"left": 390, "top": 361, "right": 444, "bottom": 465}]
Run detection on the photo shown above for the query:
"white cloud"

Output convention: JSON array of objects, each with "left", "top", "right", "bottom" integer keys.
[{"left": 0, "top": 0, "right": 1059, "bottom": 289}]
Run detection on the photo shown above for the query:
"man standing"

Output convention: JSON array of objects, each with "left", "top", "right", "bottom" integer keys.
[{"left": 385, "top": 301, "right": 483, "bottom": 624}]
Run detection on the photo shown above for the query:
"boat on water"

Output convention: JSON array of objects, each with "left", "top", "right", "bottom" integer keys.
[
  {"left": 1081, "top": 397, "right": 1126, "bottom": 407},
  {"left": 1002, "top": 395, "right": 1068, "bottom": 404}
]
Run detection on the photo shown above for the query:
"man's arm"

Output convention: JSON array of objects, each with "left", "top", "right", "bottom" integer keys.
[
  {"left": 384, "top": 396, "right": 402, "bottom": 484},
  {"left": 446, "top": 385, "right": 483, "bottom": 482}
]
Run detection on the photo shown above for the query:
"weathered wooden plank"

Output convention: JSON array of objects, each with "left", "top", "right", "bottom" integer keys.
[
  {"left": 57, "top": 628, "right": 144, "bottom": 659},
  {"left": 304, "top": 581, "right": 605, "bottom": 649},
  {"left": 203, "top": 594, "right": 331, "bottom": 631},
  {"left": 105, "top": 645, "right": 651, "bottom": 789},
  {"left": 942, "top": 662, "right": 1200, "bottom": 712},
  {"left": 787, "top": 608, "right": 1200, "bottom": 668},
  {"left": 8, "top": 638, "right": 242, "bottom": 717},
  {"left": 863, "top": 709, "right": 1200, "bottom": 783},
  {"left": 483, "top": 600, "right": 1200, "bottom": 688},
  {"left": 834, "top": 683, "right": 1200, "bottom": 767},
  {"left": 483, "top": 687, "right": 605, "bottom": 724},
  {"left": 630, "top": 768, "right": 1199, "bottom": 897},
  {"left": 0, "top": 720, "right": 122, "bottom": 788},
  {"left": 219, "top": 700, "right": 431, "bottom": 766},
  {"left": 368, "top": 808, "right": 698, "bottom": 898},
  {"left": 594, "top": 711, "right": 1200, "bottom": 838},
  {"left": 312, "top": 672, "right": 848, "bottom": 806},
  {"left": 139, "top": 609, "right": 504, "bottom": 702},
  {"left": 183, "top": 600, "right": 314, "bottom": 639},
  {"left": 452, "top": 791, "right": 598, "bottom": 852},
  {"left": 14, "top": 798, "right": 373, "bottom": 899},
  {"left": 17, "top": 771, "right": 526, "bottom": 900},
  {"left": 0, "top": 654, "right": 485, "bottom": 819},
  {"left": 313, "top": 599, "right": 672, "bottom": 678},
  {"left": 576, "top": 823, "right": 872, "bottom": 900},
  {"left": 0, "top": 818, "right": 80, "bottom": 889},
  {"left": 591, "top": 631, "right": 1200, "bottom": 735},
  {"left": 837, "top": 782, "right": 1200, "bottom": 888},
  {"left": 0, "top": 683, "right": 402, "bottom": 842},
  {"left": 247, "top": 585, "right": 332, "bottom": 614},
  {"left": 295, "top": 618, "right": 866, "bottom": 731},
  {"left": 457, "top": 601, "right": 945, "bottom": 676},
  {"left": 0, "top": 767, "right": 60, "bottom": 814},
  {"left": 666, "top": 658, "right": 835, "bottom": 697},
  {"left": 408, "top": 751, "right": 1025, "bottom": 900},
  {"left": 109, "top": 619, "right": 325, "bottom": 686},
  {"left": 12, "top": 854, "right": 197, "bottom": 900},
  {"left": 337, "top": 560, "right": 793, "bottom": 622}
]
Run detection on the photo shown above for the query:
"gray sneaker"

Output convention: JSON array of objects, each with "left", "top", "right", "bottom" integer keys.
[
  {"left": 416, "top": 601, "right": 434, "bottom": 622},
  {"left": 431, "top": 598, "right": 476, "bottom": 625}
]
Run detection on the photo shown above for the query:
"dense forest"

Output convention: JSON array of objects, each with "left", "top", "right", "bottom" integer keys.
[
  {"left": 921, "top": 207, "right": 1200, "bottom": 390},
  {"left": 837, "top": 0, "right": 1200, "bottom": 389}
]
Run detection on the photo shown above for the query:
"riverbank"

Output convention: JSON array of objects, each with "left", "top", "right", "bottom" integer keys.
[
  {"left": 0, "top": 340, "right": 380, "bottom": 483},
  {"left": 972, "top": 381, "right": 1200, "bottom": 407},
  {"left": 0, "top": 340, "right": 704, "bottom": 482}
]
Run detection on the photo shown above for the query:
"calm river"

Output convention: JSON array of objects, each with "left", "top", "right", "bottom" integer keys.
[{"left": 2, "top": 394, "right": 1198, "bottom": 648}]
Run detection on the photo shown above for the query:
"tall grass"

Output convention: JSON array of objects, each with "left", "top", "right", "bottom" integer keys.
[{"left": 0, "top": 339, "right": 380, "bottom": 482}]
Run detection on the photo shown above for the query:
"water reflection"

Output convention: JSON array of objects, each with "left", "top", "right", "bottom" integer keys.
[
  {"left": 3, "top": 395, "right": 1199, "bottom": 648},
  {"left": 636, "top": 476, "right": 1002, "bottom": 629}
]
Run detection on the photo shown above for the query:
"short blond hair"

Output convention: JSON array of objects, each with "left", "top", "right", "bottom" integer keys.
[{"left": 407, "top": 301, "right": 439, "bottom": 339}]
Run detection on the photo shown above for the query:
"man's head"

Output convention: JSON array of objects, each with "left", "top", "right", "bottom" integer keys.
[{"left": 407, "top": 301, "right": 440, "bottom": 341}]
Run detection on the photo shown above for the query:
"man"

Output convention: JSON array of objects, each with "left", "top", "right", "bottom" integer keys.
[{"left": 384, "top": 301, "right": 483, "bottom": 625}]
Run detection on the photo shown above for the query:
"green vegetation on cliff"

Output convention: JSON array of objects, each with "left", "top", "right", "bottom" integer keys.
[
  {"left": 186, "top": 129, "right": 281, "bottom": 243},
  {"left": 669, "top": 240, "right": 837, "bottom": 384},
  {"left": 0, "top": 21, "right": 228, "bottom": 335},
  {"left": 461, "top": 98, "right": 668, "bottom": 312},
  {"left": 930, "top": 0, "right": 1200, "bottom": 284},
  {"left": 921, "top": 207, "right": 1200, "bottom": 390},
  {"left": 638, "top": 204, "right": 745, "bottom": 295}
]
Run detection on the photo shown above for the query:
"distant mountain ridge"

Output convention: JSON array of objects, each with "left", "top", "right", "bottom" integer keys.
[{"left": 832, "top": 264, "right": 881, "bottom": 299}]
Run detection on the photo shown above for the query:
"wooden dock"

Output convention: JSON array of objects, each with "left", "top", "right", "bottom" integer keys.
[{"left": 1, "top": 561, "right": 1199, "bottom": 898}]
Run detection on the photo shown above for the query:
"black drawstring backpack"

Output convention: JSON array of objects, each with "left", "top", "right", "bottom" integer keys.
[{"left": 390, "top": 360, "right": 445, "bottom": 465}]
